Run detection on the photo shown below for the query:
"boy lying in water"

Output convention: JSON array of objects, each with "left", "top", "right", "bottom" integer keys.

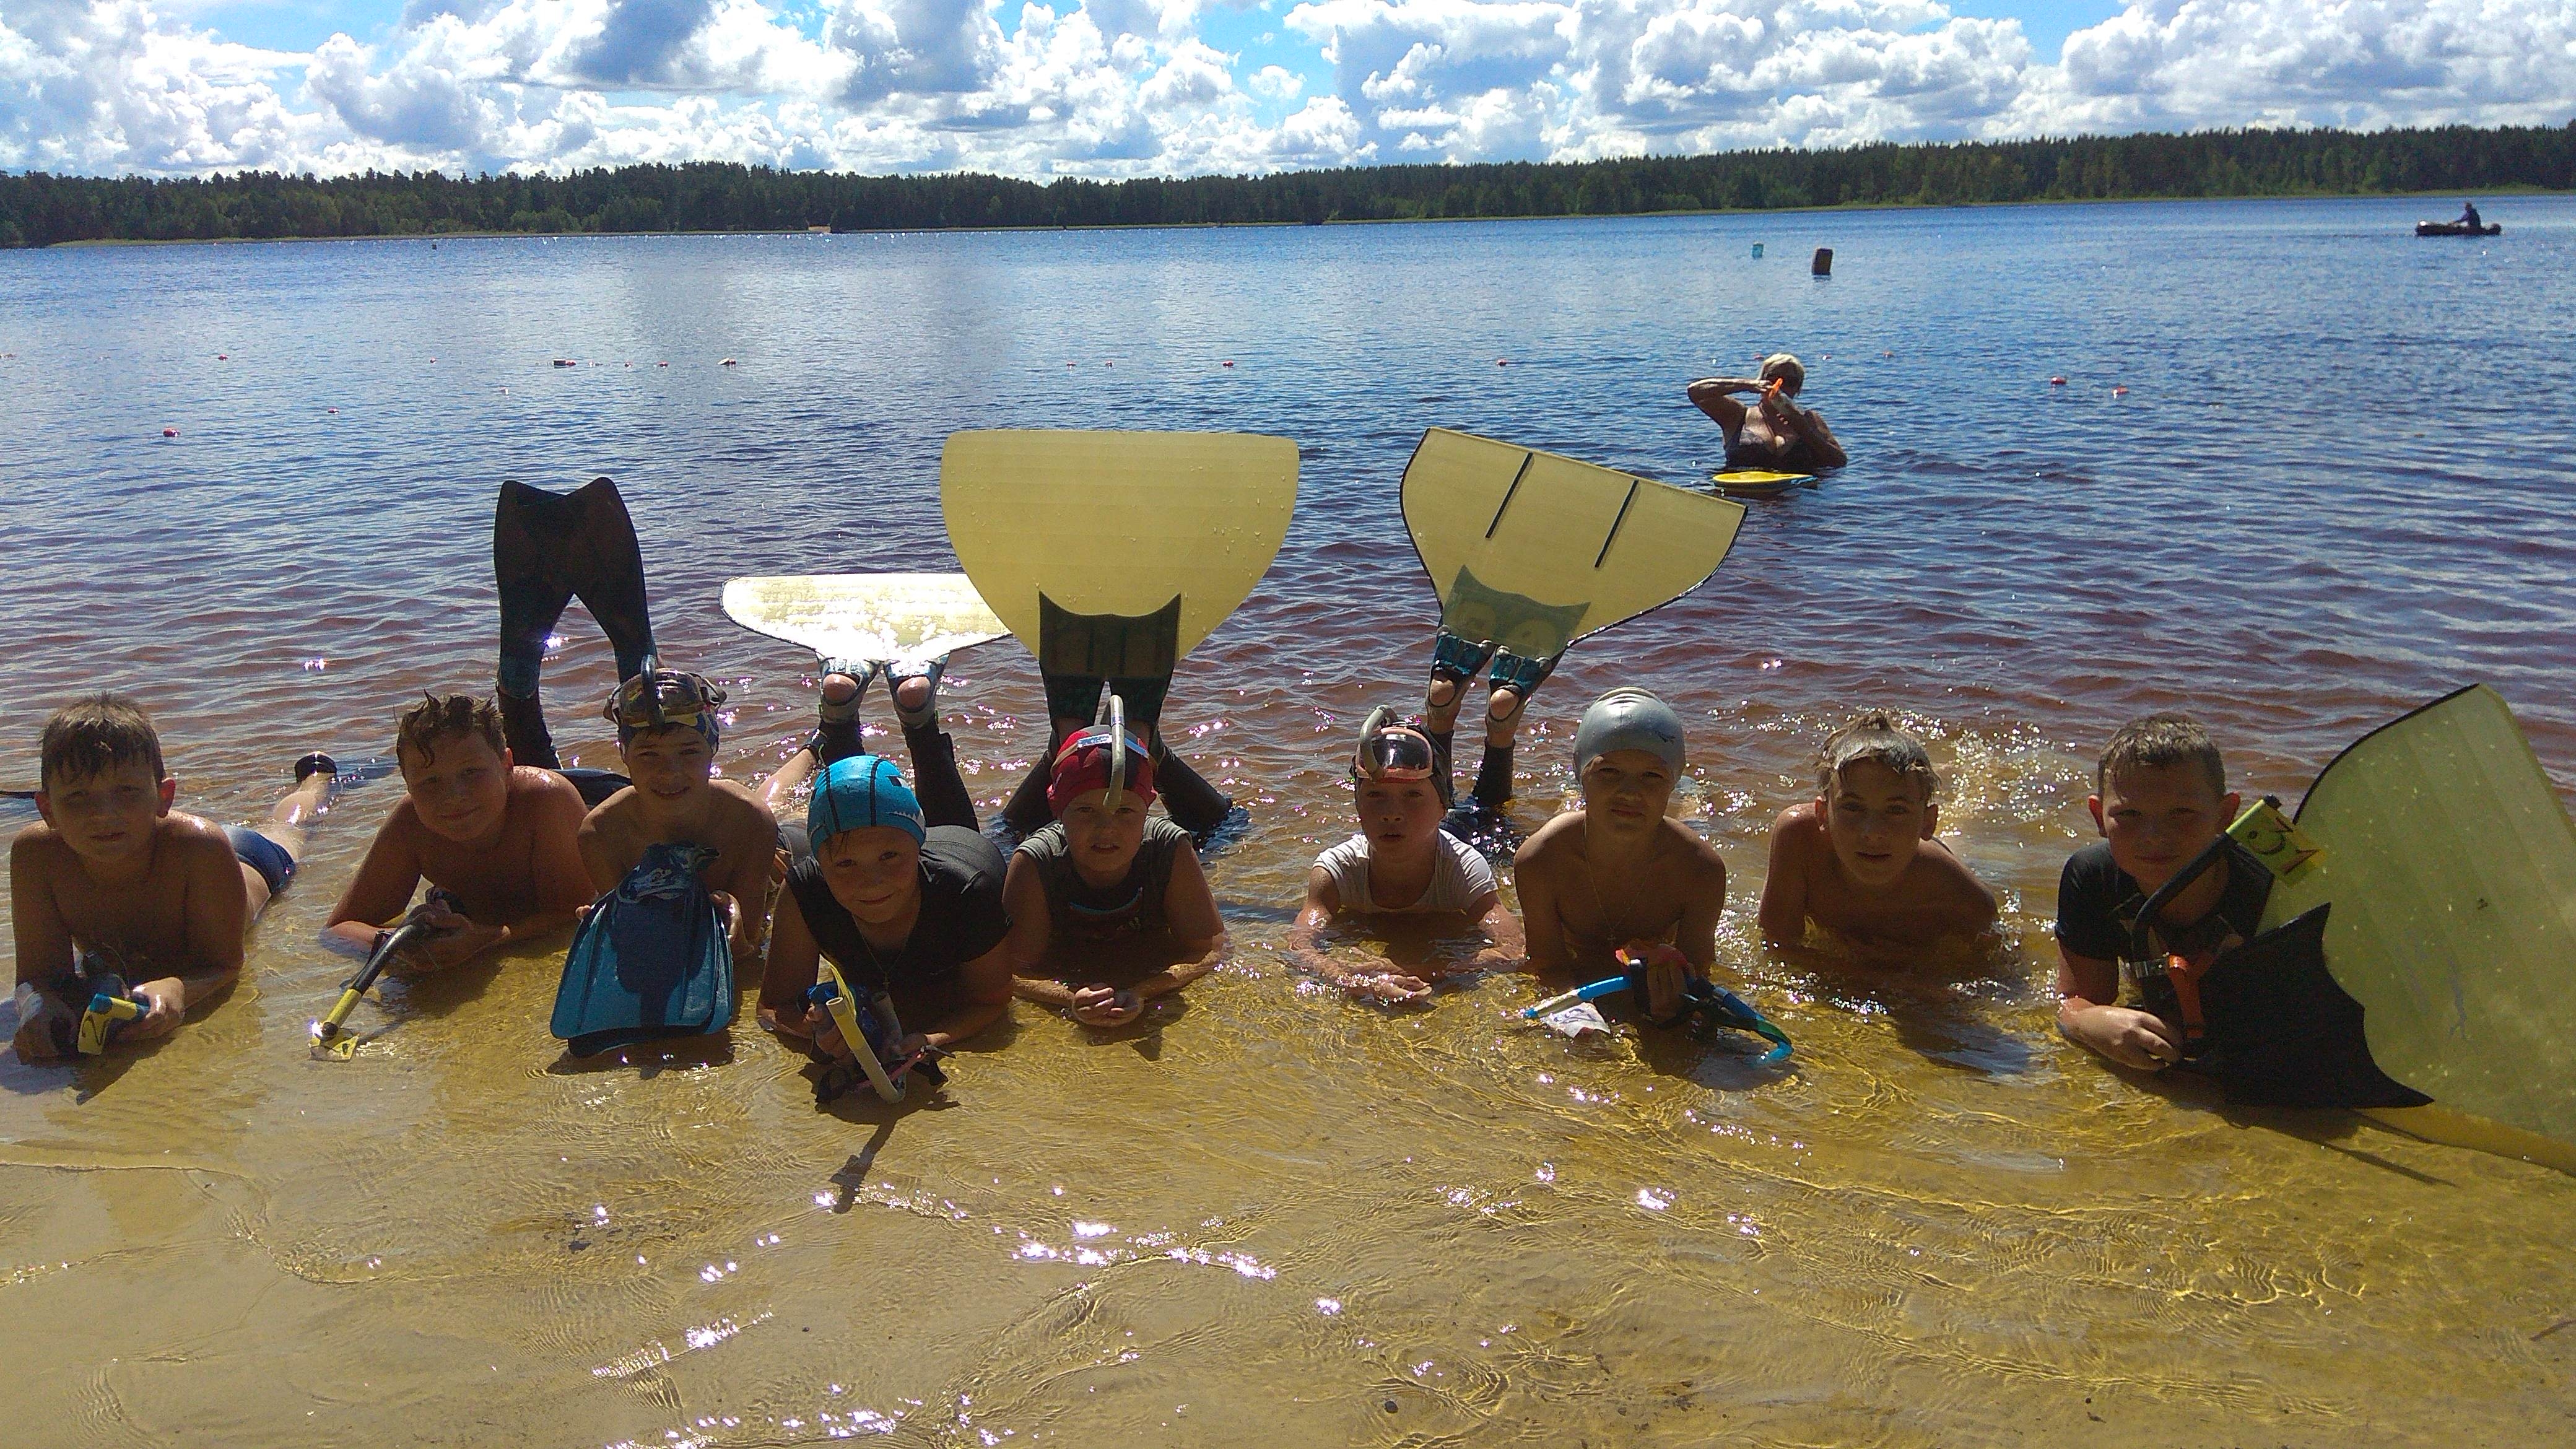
[
  {"left": 1512, "top": 689, "right": 1729, "bottom": 1020},
  {"left": 1285, "top": 708, "right": 1522, "bottom": 1003},
  {"left": 324, "top": 694, "right": 594, "bottom": 970},
  {"left": 1004, "top": 725, "right": 1226, "bottom": 1027},
  {"left": 1758, "top": 713, "right": 1996, "bottom": 965},
  {"left": 12, "top": 694, "right": 333, "bottom": 1061}
]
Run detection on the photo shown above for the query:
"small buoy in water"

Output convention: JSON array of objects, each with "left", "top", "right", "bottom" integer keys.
[
  {"left": 2112, "top": 385, "right": 2129, "bottom": 397},
  {"left": 720, "top": 358, "right": 738, "bottom": 367},
  {"left": 1103, "top": 361, "right": 1113, "bottom": 367},
  {"left": 326, "top": 407, "right": 337, "bottom": 414},
  {"left": 1881, "top": 349, "right": 1893, "bottom": 357},
  {"left": 1752, "top": 243, "right": 1764, "bottom": 258},
  {"left": 1496, "top": 358, "right": 1510, "bottom": 367},
  {"left": 2049, "top": 376, "right": 2067, "bottom": 386},
  {"left": 656, "top": 362, "right": 668, "bottom": 368},
  {"left": 160, "top": 427, "right": 177, "bottom": 437},
  {"left": 217, "top": 353, "right": 228, "bottom": 360},
  {"left": 1811, "top": 247, "right": 1833, "bottom": 276},
  {"left": 553, "top": 359, "right": 575, "bottom": 367},
  {"left": 1222, "top": 360, "right": 1235, "bottom": 368}
]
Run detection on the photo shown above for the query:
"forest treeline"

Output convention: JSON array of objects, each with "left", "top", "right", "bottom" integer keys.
[{"left": 4, "top": 122, "right": 2570, "bottom": 248}]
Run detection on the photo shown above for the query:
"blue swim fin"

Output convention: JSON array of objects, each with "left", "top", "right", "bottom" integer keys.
[{"left": 551, "top": 842, "right": 734, "bottom": 1057}]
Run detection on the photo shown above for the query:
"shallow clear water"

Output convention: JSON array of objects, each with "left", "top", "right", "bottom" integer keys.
[{"left": 3, "top": 198, "right": 2574, "bottom": 1445}]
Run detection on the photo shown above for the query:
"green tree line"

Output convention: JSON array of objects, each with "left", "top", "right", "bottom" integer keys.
[{"left": 4, "top": 122, "right": 2569, "bottom": 248}]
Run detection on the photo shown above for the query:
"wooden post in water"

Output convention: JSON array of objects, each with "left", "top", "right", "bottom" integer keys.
[{"left": 1812, "top": 248, "right": 1834, "bottom": 277}]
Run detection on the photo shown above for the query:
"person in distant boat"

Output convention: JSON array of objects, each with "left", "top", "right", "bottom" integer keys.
[
  {"left": 2458, "top": 199, "right": 2483, "bottom": 231},
  {"left": 1687, "top": 353, "right": 1847, "bottom": 472}
]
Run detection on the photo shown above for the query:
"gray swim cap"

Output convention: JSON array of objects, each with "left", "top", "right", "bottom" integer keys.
[{"left": 1575, "top": 688, "right": 1686, "bottom": 778}]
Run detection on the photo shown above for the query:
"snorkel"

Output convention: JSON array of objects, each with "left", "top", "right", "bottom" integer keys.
[
  {"left": 804, "top": 958, "right": 947, "bottom": 1106},
  {"left": 1521, "top": 949, "right": 1794, "bottom": 1063}
]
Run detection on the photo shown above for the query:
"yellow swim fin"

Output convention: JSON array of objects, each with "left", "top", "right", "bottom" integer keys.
[
  {"left": 1406, "top": 429, "right": 1746, "bottom": 662},
  {"left": 2265, "top": 684, "right": 2576, "bottom": 1169}
]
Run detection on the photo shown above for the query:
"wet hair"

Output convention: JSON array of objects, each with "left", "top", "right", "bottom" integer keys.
[
  {"left": 40, "top": 692, "right": 166, "bottom": 790},
  {"left": 1760, "top": 352, "right": 1806, "bottom": 395},
  {"left": 2097, "top": 713, "right": 2226, "bottom": 798},
  {"left": 394, "top": 693, "right": 506, "bottom": 770},
  {"left": 1816, "top": 713, "right": 1936, "bottom": 802}
]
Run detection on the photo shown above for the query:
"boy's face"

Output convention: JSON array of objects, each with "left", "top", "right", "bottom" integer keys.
[
  {"left": 619, "top": 726, "right": 713, "bottom": 803},
  {"left": 817, "top": 825, "right": 923, "bottom": 925},
  {"left": 1819, "top": 759, "right": 1934, "bottom": 889},
  {"left": 1060, "top": 788, "right": 1147, "bottom": 876},
  {"left": 1356, "top": 778, "right": 1442, "bottom": 853},
  {"left": 2091, "top": 762, "right": 2240, "bottom": 893},
  {"left": 1580, "top": 749, "right": 1676, "bottom": 838},
  {"left": 399, "top": 731, "right": 513, "bottom": 843},
  {"left": 36, "top": 761, "right": 175, "bottom": 865}
]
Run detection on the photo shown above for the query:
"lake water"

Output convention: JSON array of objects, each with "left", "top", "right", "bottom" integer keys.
[{"left": 3, "top": 196, "right": 2573, "bottom": 1445}]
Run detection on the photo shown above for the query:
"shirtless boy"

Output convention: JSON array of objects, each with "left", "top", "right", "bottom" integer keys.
[
  {"left": 1004, "top": 725, "right": 1226, "bottom": 1027},
  {"left": 324, "top": 694, "right": 594, "bottom": 970},
  {"left": 1513, "top": 689, "right": 1729, "bottom": 1019},
  {"left": 2055, "top": 715, "right": 2266, "bottom": 1072},
  {"left": 577, "top": 670, "right": 777, "bottom": 967},
  {"left": 1686, "top": 352, "right": 1848, "bottom": 472},
  {"left": 11, "top": 694, "right": 332, "bottom": 1061},
  {"left": 1759, "top": 713, "right": 1997, "bottom": 964},
  {"left": 1286, "top": 708, "right": 1522, "bottom": 1003}
]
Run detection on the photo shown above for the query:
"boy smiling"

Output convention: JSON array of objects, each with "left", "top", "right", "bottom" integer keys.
[
  {"left": 1758, "top": 714, "right": 1997, "bottom": 964},
  {"left": 576, "top": 669, "right": 777, "bottom": 968},
  {"left": 11, "top": 694, "right": 333, "bottom": 1061},
  {"left": 324, "top": 694, "right": 594, "bottom": 970},
  {"left": 1512, "top": 688, "right": 1728, "bottom": 1020},
  {"left": 1286, "top": 708, "right": 1522, "bottom": 1003}
]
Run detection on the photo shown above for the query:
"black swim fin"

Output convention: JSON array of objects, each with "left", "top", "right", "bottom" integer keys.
[
  {"left": 2195, "top": 904, "right": 2432, "bottom": 1110},
  {"left": 494, "top": 477, "right": 656, "bottom": 770}
]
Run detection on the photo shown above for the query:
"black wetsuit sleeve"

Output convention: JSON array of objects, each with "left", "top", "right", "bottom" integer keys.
[
  {"left": 921, "top": 827, "right": 1011, "bottom": 964},
  {"left": 2055, "top": 844, "right": 2131, "bottom": 962}
]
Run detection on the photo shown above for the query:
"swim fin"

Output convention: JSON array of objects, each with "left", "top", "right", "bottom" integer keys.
[
  {"left": 494, "top": 477, "right": 657, "bottom": 770},
  {"left": 550, "top": 842, "right": 735, "bottom": 1058}
]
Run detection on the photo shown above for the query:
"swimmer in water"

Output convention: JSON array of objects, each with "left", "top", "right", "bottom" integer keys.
[
  {"left": 2055, "top": 715, "right": 2266, "bottom": 1073},
  {"left": 1758, "top": 713, "right": 1998, "bottom": 968},
  {"left": 323, "top": 694, "right": 595, "bottom": 972},
  {"left": 759, "top": 754, "right": 1016, "bottom": 1064},
  {"left": 1284, "top": 708, "right": 1524, "bottom": 1003},
  {"left": 576, "top": 669, "right": 777, "bottom": 971},
  {"left": 11, "top": 694, "right": 336, "bottom": 1061},
  {"left": 1511, "top": 689, "right": 1730, "bottom": 1020},
  {"left": 1686, "top": 352, "right": 1848, "bottom": 472},
  {"left": 1003, "top": 725, "right": 1225, "bottom": 1027}
]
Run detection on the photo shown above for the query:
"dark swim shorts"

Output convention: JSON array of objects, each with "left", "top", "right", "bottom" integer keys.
[{"left": 224, "top": 825, "right": 296, "bottom": 895}]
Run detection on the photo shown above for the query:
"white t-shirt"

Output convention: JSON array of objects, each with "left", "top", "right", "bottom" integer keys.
[{"left": 1312, "top": 833, "right": 1497, "bottom": 915}]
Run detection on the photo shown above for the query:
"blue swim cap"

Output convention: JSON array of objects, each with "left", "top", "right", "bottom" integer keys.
[{"left": 808, "top": 755, "right": 925, "bottom": 848}]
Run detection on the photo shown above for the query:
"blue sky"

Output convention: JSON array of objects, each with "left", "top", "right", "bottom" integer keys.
[{"left": 4, "top": 1, "right": 2569, "bottom": 178}]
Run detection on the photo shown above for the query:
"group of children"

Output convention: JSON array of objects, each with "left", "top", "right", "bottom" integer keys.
[{"left": 11, "top": 651, "right": 2276, "bottom": 1094}]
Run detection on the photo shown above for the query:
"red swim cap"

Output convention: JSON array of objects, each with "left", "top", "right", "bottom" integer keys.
[{"left": 1046, "top": 726, "right": 1156, "bottom": 817}]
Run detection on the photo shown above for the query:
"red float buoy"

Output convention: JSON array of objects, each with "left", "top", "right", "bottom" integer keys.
[
  {"left": 2049, "top": 376, "right": 2067, "bottom": 386},
  {"left": 161, "top": 427, "right": 176, "bottom": 437}
]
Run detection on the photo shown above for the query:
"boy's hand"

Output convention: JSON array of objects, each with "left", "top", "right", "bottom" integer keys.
[
  {"left": 128, "top": 977, "right": 189, "bottom": 1041},
  {"left": 398, "top": 902, "right": 502, "bottom": 971},
  {"left": 2066, "top": 1004, "right": 2181, "bottom": 1071},
  {"left": 804, "top": 1003, "right": 854, "bottom": 1061},
  {"left": 1624, "top": 941, "right": 1692, "bottom": 1020},
  {"left": 1347, "top": 970, "right": 1434, "bottom": 1004},
  {"left": 1069, "top": 986, "right": 1142, "bottom": 1027}
]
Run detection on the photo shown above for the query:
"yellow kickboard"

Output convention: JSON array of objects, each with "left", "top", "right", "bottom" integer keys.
[
  {"left": 723, "top": 573, "right": 1006, "bottom": 666},
  {"left": 1710, "top": 469, "right": 1815, "bottom": 497},
  {"left": 941, "top": 430, "right": 1299, "bottom": 659},
  {"left": 1404, "top": 428, "right": 1746, "bottom": 659},
  {"left": 2265, "top": 684, "right": 2576, "bottom": 1156}
]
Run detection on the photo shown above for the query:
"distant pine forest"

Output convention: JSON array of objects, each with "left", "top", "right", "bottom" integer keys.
[{"left": 4, "top": 122, "right": 2569, "bottom": 248}]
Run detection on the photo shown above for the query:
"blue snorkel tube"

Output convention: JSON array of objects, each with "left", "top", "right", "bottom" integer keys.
[{"left": 1520, "top": 951, "right": 1793, "bottom": 1064}]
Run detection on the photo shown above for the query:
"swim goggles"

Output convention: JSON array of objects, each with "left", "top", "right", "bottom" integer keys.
[
  {"left": 604, "top": 668, "right": 727, "bottom": 749},
  {"left": 1351, "top": 707, "right": 1438, "bottom": 783}
]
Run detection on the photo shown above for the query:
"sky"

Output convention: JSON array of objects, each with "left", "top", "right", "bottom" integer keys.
[{"left": 1, "top": 1, "right": 2570, "bottom": 178}]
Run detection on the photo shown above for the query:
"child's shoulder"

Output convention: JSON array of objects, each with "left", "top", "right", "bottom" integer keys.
[
  {"left": 1767, "top": 800, "right": 1826, "bottom": 850},
  {"left": 708, "top": 778, "right": 777, "bottom": 829},
  {"left": 1656, "top": 815, "right": 1726, "bottom": 871},
  {"left": 507, "top": 765, "right": 585, "bottom": 809}
]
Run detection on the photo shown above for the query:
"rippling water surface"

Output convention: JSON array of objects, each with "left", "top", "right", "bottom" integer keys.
[{"left": 4, "top": 198, "right": 2574, "bottom": 1445}]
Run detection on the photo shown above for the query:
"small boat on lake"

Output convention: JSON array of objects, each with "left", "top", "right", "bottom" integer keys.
[{"left": 2417, "top": 220, "right": 2502, "bottom": 237}]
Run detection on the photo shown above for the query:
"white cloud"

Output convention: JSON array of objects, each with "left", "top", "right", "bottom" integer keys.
[{"left": 0, "top": 0, "right": 2569, "bottom": 178}]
